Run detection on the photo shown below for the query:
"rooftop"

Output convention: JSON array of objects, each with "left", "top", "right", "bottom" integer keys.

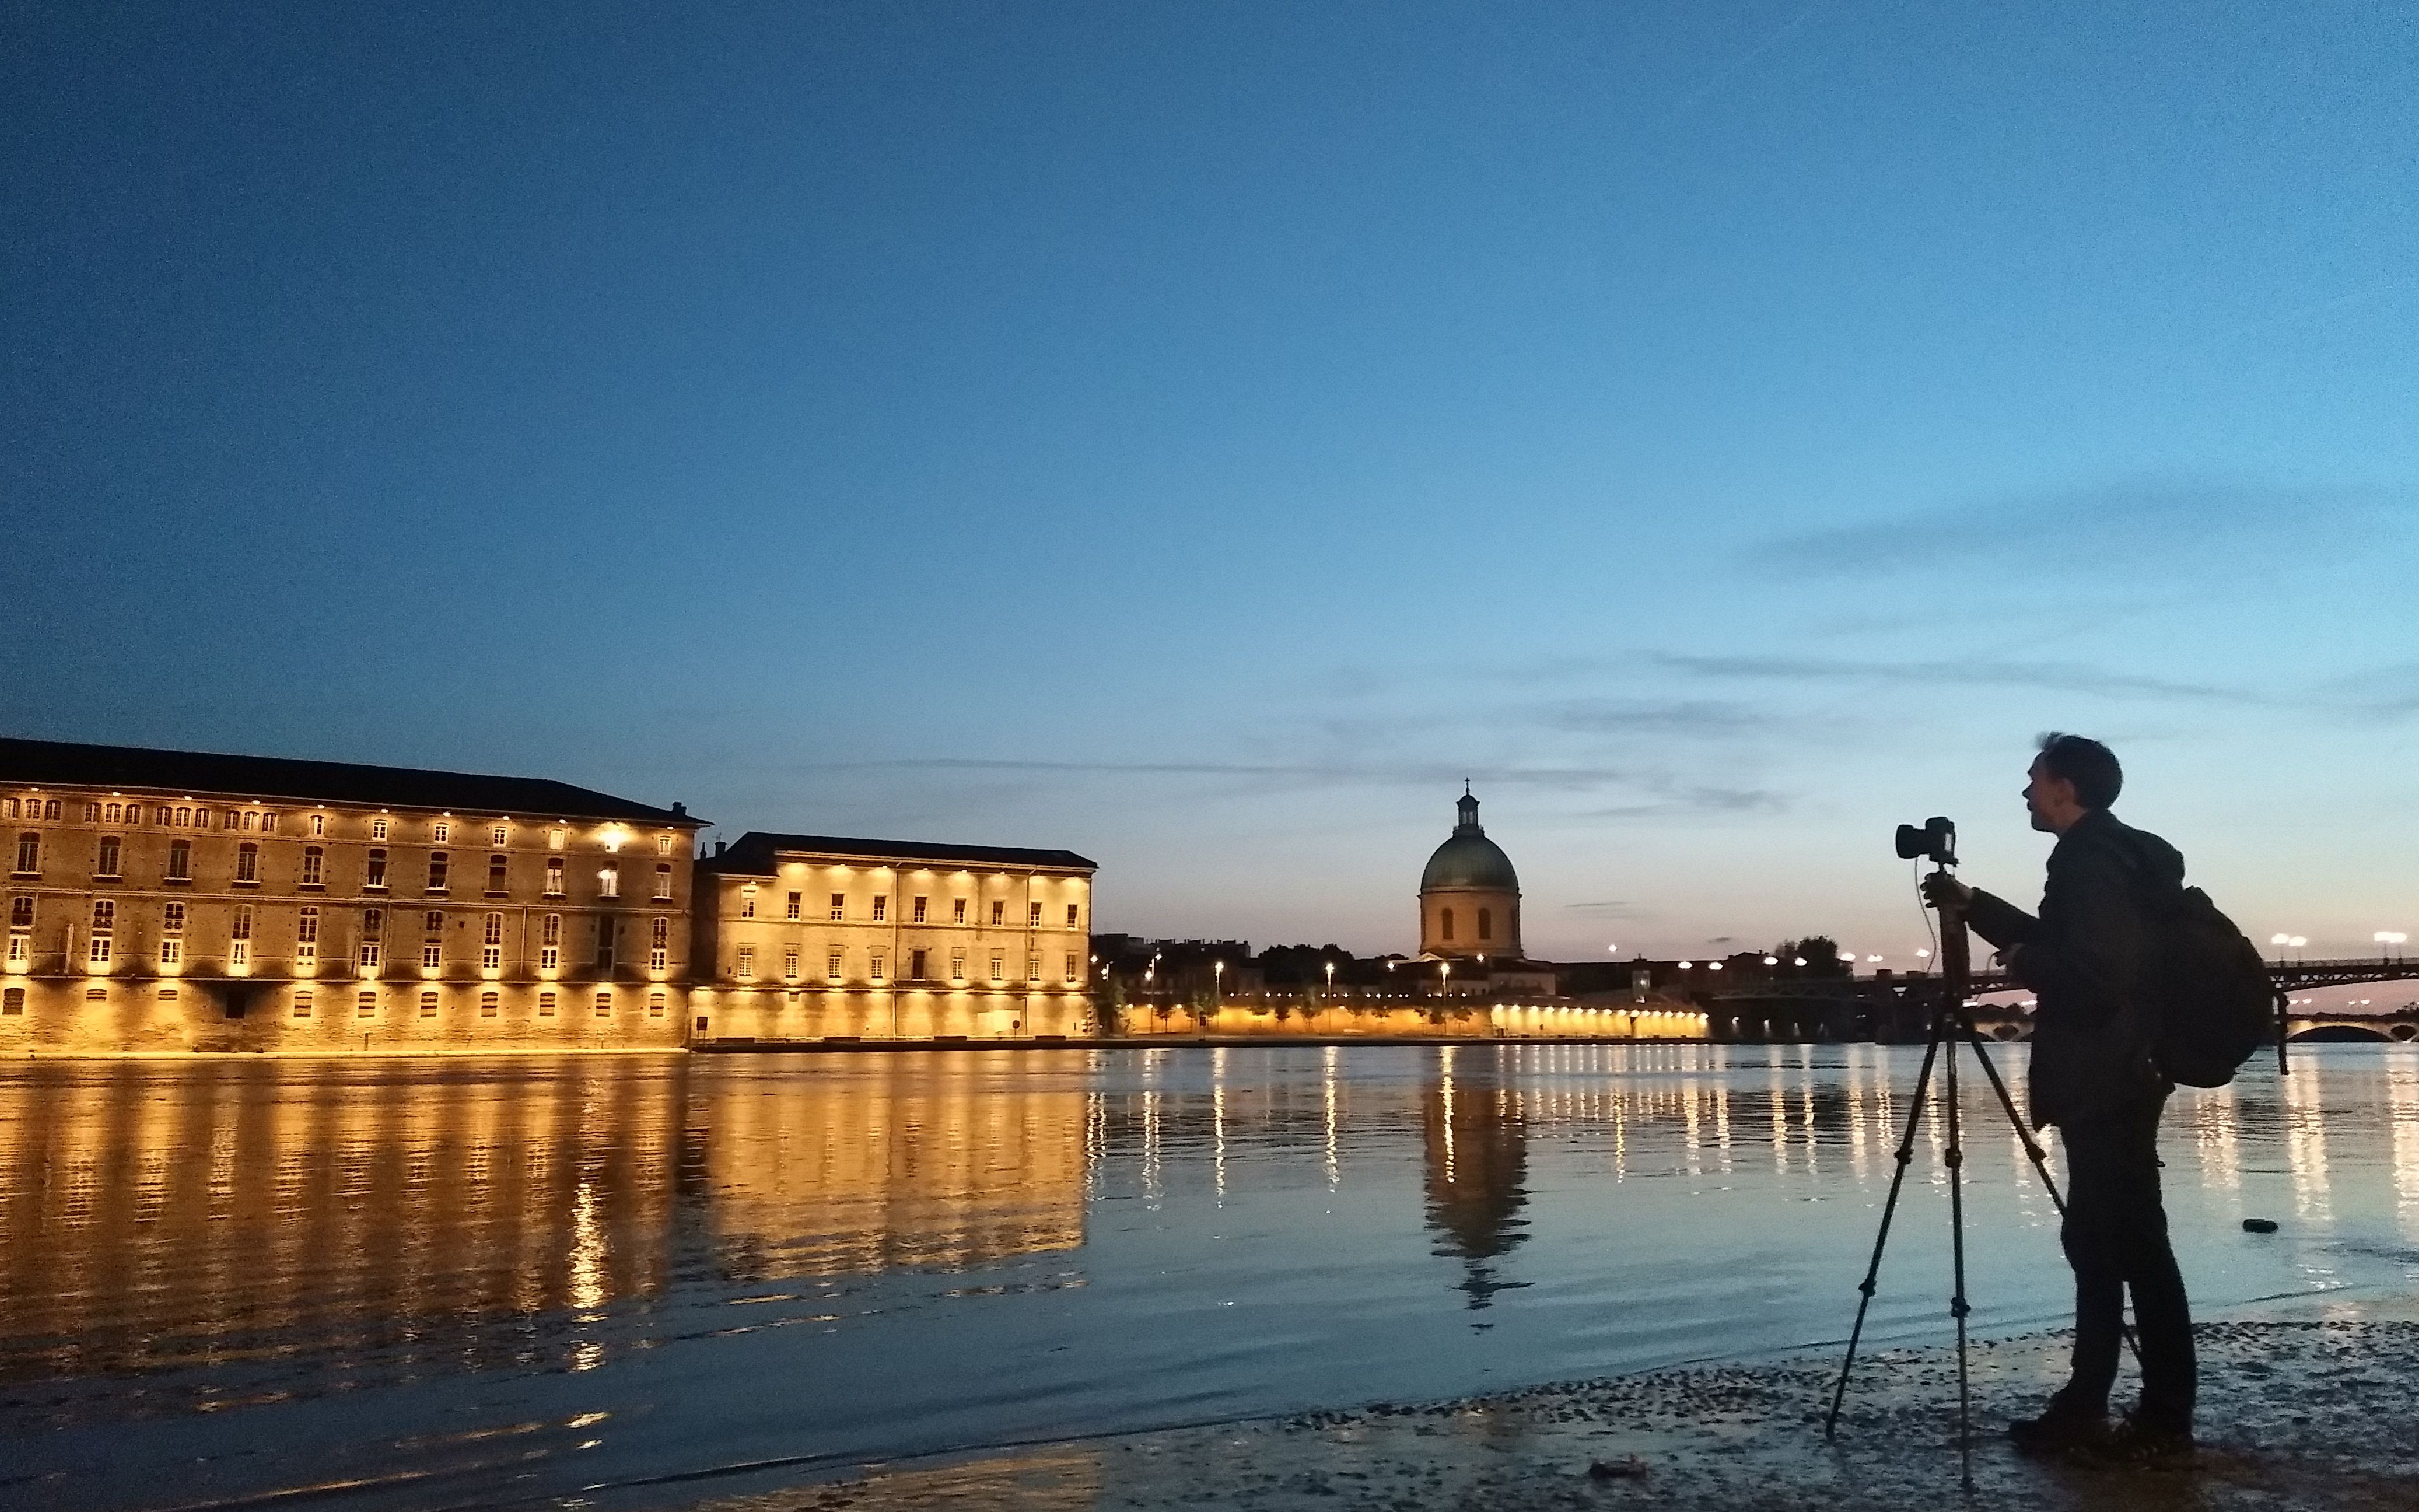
[
  {"left": 0, "top": 736, "right": 700, "bottom": 827},
  {"left": 703, "top": 831, "right": 1095, "bottom": 876}
]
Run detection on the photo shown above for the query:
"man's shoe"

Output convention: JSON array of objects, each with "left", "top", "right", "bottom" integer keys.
[
  {"left": 2071, "top": 1415, "right": 2194, "bottom": 1466},
  {"left": 2007, "top": 1400, "right": 2109, "bottom": 1453}
]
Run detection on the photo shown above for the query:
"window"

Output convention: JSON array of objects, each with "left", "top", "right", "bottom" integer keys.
[
  {"left": 5, "top": 932, "right": 24, "bottom": 968},
  {"left": 300, "top": 846, "right": 324, "bottom": 887},
  {"left": 650, "top": 918, "right": 668, "bottom": 971},
  {"left": 541, "top": 914, "right": 561, "bottom": 971},
  {"left": 599, "top": 990, "right": 615, "bottom": 1018},
  {"left": 1440, "top": 908, "right": 1455, "bottom": 942},
  {"left": 2, "top": 988, "right": 20, "bottom": 1016},
  {"left": 827, "top": 951, "right": 843, "bottom": 983},
  {"left": 230, "top": 905, "right": 253, "bottom": 967},
  {"left": 296, "top": 906, "right": 319, "bottom": 966},
  {"left": 371, "top": 816, "right": 388, "bottom": 841},
  {"left": 166, "top": 839, "right": 191, "bottom": 881},
  {"left": 871, "top": 896, "right": 887, "bottom": 923},
  {"left": 432, "top": 820, "right": 450, "bottom": 843},
  {"left": 426, "top": 852, "right": 449, "bottom": 892},
  {"left": 163, "top": 900, "right": 185, "bottom": 933},
  {"left": 231, "top": 843, "right": 257, "bottom": 884},
  {"left": 481, "top": 913, "right": 503, "bottom": 970},
  {"left": 953, "top": 897, "right": 967, "bottom": 924},
  {"left": 84, "top": 803, "right": 100, "bottom": 822},
  {"left": 422, "top": 941, "right": 443, "bottom": 970},
  {"left": 12, "top": 834, "right": 36, "bottom": 876},
  {"left": 359, "top": 919, "right": 381, "bottom": 969},
  {"left": 293, "top": 989, "right": 313, "bottom": 1019},
  {"left": 159, "top": 936, "right": 182, "bottom": 967},
  {"left": 653, "top": 864, "right": 671, "bottom": 900},
  {"left": 1027, "top": 953, "right": 1042, "bottom": 982},
  {"left": 363, "top": 908, "right": 383, "bottom": 940},
  {"left": 310, "top": 813, "right": 325, "bottom": 837},
  {"left": 989, "top": 950, "right": 1005, "bottom": 984},
  {"left": 656, "top": 832, "right": 673, "bottom": 856},
  {"left": 7, "top": 898, "right": 27, "bottom": 928},
  {"left": 539, "top": 990, "right": 556, "bottom": 1016},
  {"left": 783, "top": 945, "right": 800, "bottom": 979},
  {"left": 548, "top": 828, "right": 566, "bottom": 850},
  {"left": 785, "top": 891, "right": 801, "bottom": 921},
  {"left": 43, "top": 800, "right": 59, "bottom": 820},
  {"left": 647, "top": 991, "right": 664, "bottom": 1018},
  {"left": 486, "top": 854, "right": 507, "bottom": 893},
  {"left": 545, "top": 857, "right": 565, "bottom": 895},
  {"left": 595, "top": 916, "right": 615, "bottom": 969},
  {"left": 1064, "top": 953, "right": 1080, "bottom": 984},
  {"left": 598, "top": 862, "right": 618, "bottom": 898},
  {"left": 869, "top": 951, "right": 885, "bottom": 982},
  {"left": 492, "top": 823, "right": 509, "bottom": 845},
  {"left": 357, "top": 990, "right": 376, "bottom": 1019},
  {"left": 1028, "top": 902, "right": 1042, "bottom": 929},
  {"left": 740, "top": 885, "right": 757, "bottom": 919},
  {"left": 950, "top": 949, "right": 965, "bottom": 984},
  {"left": 366, "top": 848, "right": 388, "bottom": 888},
  {"left": 829, "top": 892, "right": 845, "bottom": 921},
  {"left": 160, "top": 902, "right": 186, "bottom": 967},
  {"left": 737, "top": 946, "right": 756, "bottom": 979},
  {"left": 909, "top": 948, "right": 927, "bottom": 981},
  {"left": 1478, "top": 908, "right": 1492, "bottom": 942},
  {"left": 95, "top": 836, "right": 121, "bottom": 877},
  {"left": 990, "top": 900, "right": 1004, "bottom": 926},
  {"left": 89, "top": 901, "right": 114, "bottom": 965},
  {"left": 421, "top": 990, "right": 438, "bottom": 1018},
  {"left": 426, "top": 909, "right": 444, "bottom": 935},
  {"left": 481, "top": 991, "right": 498, "bottom": 1018},
  {"left": 155, "top": 806, "right": 172, "bottom": 825},
  {"left": 1067, "top": 903, "right": 1080, "bottom": 929},
  {"left": 912, "top": 895, "right": 928, "bottom": 923}
]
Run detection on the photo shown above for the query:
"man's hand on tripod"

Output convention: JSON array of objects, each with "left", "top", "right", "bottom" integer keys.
[{"left": 1920, "top": 872, "right": 1973, "bottom": 911}]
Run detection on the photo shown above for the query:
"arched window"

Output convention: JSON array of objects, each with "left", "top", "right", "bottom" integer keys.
[
  {"left": 1440, "top": 908, "right": 1455, "bottom": 942},
  {"left": 1478, "top": 908, "right": 1493, "bottom": 942}
]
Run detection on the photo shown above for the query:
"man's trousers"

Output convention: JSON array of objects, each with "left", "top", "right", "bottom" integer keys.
[{"left": 2055, "top": 1096, "right": 2196, "bottom": 1430}]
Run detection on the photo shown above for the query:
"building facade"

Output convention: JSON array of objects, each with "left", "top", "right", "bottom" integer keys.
[
  {"left": 1418, "top": 787, "right": 1522, "bottom": 961},
  {"left": 0, "top": 737, "right": 702, "bottom": 1053},
  {"left": 692, "top": 833, "right": 1096, "bottom": 1044}
]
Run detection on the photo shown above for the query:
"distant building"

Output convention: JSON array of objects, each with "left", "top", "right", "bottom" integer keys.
[
  {"left": 1419, "top": 786, "right": 1522, "bottom": 960},
  {"left": 691, "top": 832, "right": 1097, "bottom": 1044},
  {"left": 0, "top": 736, "right": 701, "bottom": 1052}
]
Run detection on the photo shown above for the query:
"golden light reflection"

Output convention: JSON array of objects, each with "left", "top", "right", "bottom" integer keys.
[
  {"left": 2389, "top": 1056, "right": 2419, "bottom": 1243},
  {"left": 2283, "top": 1056, "right": 2333, "bottom": 1224}
]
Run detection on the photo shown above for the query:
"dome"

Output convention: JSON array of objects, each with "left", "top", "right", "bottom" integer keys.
[{"left": 1422, "top": 832, "right": 1520, "bottom": 892}]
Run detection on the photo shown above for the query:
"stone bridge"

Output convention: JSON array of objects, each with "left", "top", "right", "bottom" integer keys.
[{"left": 1703, "top": 958, "right": 2419, "bottom": 1046}]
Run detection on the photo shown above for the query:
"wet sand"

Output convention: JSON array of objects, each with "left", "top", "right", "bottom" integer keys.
[{"left": 694, "top": 1301, "right": 2419, "bottom": 1511}]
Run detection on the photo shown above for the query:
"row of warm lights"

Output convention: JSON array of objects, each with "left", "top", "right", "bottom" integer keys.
[
  {"left": 1663, "top": 949, "right": 1935, "bottom": 971},
  {"left": 2266, "top": 932, "right": 2411, "bottom": 953}
]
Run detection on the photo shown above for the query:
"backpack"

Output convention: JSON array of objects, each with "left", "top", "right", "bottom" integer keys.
[{"left": 2140, "top": 883, "right": 2279, "bottom": 1087}]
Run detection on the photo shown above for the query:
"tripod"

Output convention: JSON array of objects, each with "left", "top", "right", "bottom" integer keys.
[{"left": 1822, "top": 863, "right": 2078, "bottom": 1489}]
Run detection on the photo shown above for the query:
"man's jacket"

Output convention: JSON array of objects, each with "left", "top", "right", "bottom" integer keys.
[{"left": 1965, "top": 809, "right": 2183, "bottom": 1129}]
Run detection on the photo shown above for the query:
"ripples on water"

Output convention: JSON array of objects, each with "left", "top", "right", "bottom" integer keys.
[{"left": 1, "top": 1044, "right": 2413, "bottom": 1510}]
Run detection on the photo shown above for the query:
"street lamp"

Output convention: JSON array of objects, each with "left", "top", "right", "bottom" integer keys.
[
  {"left": 1213, "top": 959, "right": 1225, "bottom": 1003},
  {"left": 2375, "top": 931, "right": 2408, "bottom": 961},
  {"left": 1324, "top": 960, "right": 1336, "bottom": 992}
]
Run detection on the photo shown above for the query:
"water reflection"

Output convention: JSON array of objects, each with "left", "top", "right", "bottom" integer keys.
[
  {"left": 3, "top": 1045, "right": 2417, "bottom": 1512},
  {"left": 1422, "top": 1049, "right": 1529, "bottom": 1311}
]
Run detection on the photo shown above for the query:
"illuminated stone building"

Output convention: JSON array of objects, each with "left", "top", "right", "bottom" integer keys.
[
  {"left": 0, "top": 737, "right": 701, "bottom": 1052},
  {"left": 692, "top": 833, "right": 1096, "bottom": 1043},
  {"left": 1418, "top": 787, "right": 1521, "bottom": 960}
]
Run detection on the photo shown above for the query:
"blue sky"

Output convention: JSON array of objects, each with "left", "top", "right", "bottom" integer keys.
[{"left": 6, "top": 3, "right": 2415, "bottom": 962}]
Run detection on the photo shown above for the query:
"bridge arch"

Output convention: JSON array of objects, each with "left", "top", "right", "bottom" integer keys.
[{"left": 2289, "top": 1023, "right": 2393, "bottom": 1044}]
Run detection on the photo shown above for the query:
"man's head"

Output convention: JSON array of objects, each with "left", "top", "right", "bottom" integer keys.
[{"left": 2024, "top": 732, "right": 2120, "bottom": 833}]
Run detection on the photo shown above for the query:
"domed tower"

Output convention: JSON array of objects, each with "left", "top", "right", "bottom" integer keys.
[{"left": 1420, "top": 786, "right": 1521, "bottom": 959}]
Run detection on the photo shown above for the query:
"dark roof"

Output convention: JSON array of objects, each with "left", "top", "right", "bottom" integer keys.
[
  {"left": 0, "top": 736, "right": 701, "bottom": 827},
  {"left": 703, "top": 831, "right": 1094, "bottom": 876}
]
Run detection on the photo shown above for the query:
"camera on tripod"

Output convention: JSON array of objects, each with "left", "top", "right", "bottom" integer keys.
[{"left": 1894, "top": 816, "right": 1956, "bottom": 866}]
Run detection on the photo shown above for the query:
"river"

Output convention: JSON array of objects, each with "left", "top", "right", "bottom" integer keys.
[{"left": 2, "top": 1044, "right": 2414, "bottom": 1510}]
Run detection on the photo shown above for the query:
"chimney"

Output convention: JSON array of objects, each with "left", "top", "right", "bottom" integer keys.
[
  {"left": 672, "top": 802, "right": 687, "bottom": 818},
  {"left": 714, "top": 839, "right": 726, "bottom": 857}
]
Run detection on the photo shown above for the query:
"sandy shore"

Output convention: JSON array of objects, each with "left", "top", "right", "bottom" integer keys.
[{"left": 689, "top": 1298, "right": 2419, "bottom": 1511}]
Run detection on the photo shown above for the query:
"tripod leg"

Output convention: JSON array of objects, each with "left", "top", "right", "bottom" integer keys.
[
  {"left": 1944, "top": 1019, "right": 1975, "bottom": 1490},
  {"left": 1958, "top": 1013, "right": 2143, "bottom": 1370},
  {"left": 1825, "top": 1026, "right": 1946, "bottom": 1439}
]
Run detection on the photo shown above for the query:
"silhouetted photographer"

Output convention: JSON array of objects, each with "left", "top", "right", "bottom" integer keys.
[{"left": 1921, "top": 733, "right": 2195, "bottom": 1460}]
